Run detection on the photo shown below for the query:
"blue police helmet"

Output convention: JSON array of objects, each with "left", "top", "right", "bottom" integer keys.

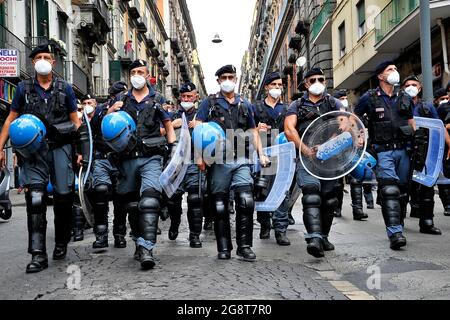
[
  {"left": 101, "top": 111, "right": 137, "bottom": 153},
  {"left": 9, "top": 114, "right": 46, "bottom": 158},
  {"left": 350, "top": 152, "right": 377, "bottom": 180},
  {"left": 192, "top": 122, "right": 225, "bottom": 151},
  {"left": 275, "top": 132, "right": 288, "bottom": 145}
]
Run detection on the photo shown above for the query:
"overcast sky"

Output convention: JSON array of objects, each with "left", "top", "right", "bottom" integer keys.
[{"left": 186, "top": 0, "right": 257, "bottom": 95}]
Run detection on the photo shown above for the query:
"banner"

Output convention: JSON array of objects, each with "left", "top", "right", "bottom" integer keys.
[{"left": 0, "top": 49, "right": 19, "bottom": 78}]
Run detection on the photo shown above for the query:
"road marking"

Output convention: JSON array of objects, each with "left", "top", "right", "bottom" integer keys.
[{"left": 318, "top": 271, "right": 377, "bottom": 300}]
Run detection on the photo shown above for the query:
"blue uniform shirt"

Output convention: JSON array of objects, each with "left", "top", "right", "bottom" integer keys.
[
  {"left": 412, "top": 101, "right": 439, "bottom": 119},
  {"left": 11, "top": 77, "right": 77, "bottom": 113},
  {"left": 286, "top": 92, "right": 343, "bottom": 116},
  {"left": 196, "top": 92, "right": 256, "bottom": 129},
  {"left": 171, "top": 107, "right": 197, "bottom": 122},
  {"left": 253, "top": 100, "right": 286, "bottom": 125},
  {"left": 354, "top": 87, "right": 414, "bottom": 120},
  {"left": 124, "top": 87, "right": 170, "bottom": 123}
]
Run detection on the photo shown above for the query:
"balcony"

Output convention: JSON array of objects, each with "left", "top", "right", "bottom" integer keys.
[
  {"left": 288, "top": 34, "right": 301, "bottom": 50},
  {"left": 72, "top": 61, "right": 88, "bottom": 95},
  {"left": 75, "top": 0, "right": 112, "bottom": 46},
  {"left": 157, "top": 58, "right": 165, "bottom": 68},
  {"left": 118, "top": 45, "right": 135, "bottom": 66},
  {"left": 145, "top": 32, "right": 156, "bottom": 48},
  {"left": 136, "top": 17, "right": 148, "bottom": 33},
  {"left": 176, "top": 53, "right": 183, "bottom": 63},
  {"left": 374, "top": 0, "right": 450, "bottom": 53},
  {"left": 93, "top": 78, "right": 110, "bottom": 98},
  {"left": 128, "top": 0, "right": 141, "bottom": 20},
  {"left": 310, "top": 0, "right": 335, "bottom": 45},
  {"left": 151, "top": 48, "right": 160, "bottom": 58},
  {"left": 162, "top": 67, "right": 169, "bottom": 77},
  {"left": 170, "top": 38, "right": 181, "bottom": 54}
]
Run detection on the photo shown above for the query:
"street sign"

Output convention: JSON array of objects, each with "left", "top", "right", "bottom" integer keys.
[{"left": 0, "top": 49, "right": 19, "bottom": 78}]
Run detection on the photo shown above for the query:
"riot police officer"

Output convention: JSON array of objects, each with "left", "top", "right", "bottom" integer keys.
[
  {"left": 284, "top": 67, "right": 344, "bottom": 258},
  {"left": 195, "top": 64, "right": 269, "bottom": 261},
  {"left": 354, "top": 61, "right": 414, "bottom": 250},
  {"left": 167, "top": 82, "right": 204, "bottom": 248},
  {"left": 403, "top": 75, "right": 450, "bottom": 234},
  {"left": 102, "top": 59, "right": 176, "bottom": 269},
  {"left": 333, "top": 89, "right": 370, "bottom": 220},
  {"left": 435, "top": 88, "right": 450, "bottom": 216},
  {"left": 253, "top": 71, "right": 290, "bottom": 245},
  {"left": 0, "top": 43, "right": 87, "bottom": 273}
]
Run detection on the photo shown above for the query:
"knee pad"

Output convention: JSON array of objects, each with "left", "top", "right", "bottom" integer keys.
[
  {"left": 234, "top": 187, "right": 254, "bottom": 211},
  {"left": 380, "top": 184, "right": 400, "bottom": 199},
  {"left": 94, "top": 184, "right": 111, "bottom": 202},
  {"left": 302, "top": 184, "right": 320, "bottom": 196},
  {"left": 422, "top": 186, "right": 435, "bottom": 200},
  {"left": 213, "top": 194, "right": 228, "bottom": 219},
  {"left": 26, "top": 188, "right": 46, "bottom": 215},
  {"left": 187, "top": 193, "right": 202, "bottom": 206},
  {"left": 323, "top": 197, "right": 339, "bottom": 210},
  {"left": 139, "top": 189, "right": 161, "bottom": 213},
  {"left": 302, "top": 193, "right": 321, "bottom": 207}
]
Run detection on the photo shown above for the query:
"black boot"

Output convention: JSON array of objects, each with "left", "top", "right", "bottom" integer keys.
[
  {"left": 202, "top": 193, "right": 214, "bottom": 230},
  {"left": 92, "top": 224, "right": 109, "bottom": 250},
  {"left": 113, "top": 224, "right": 127, "bottom": 248},
  {"left": 380, "top": 183, "right": 407, "bottom": 250},
  {"left": 257, "top": 211, "right": 271, "bottom": 239},
  {"left": 334, "top": 207, "right": 342, "bottom": 218},
  {"left": 167, "top": 195, "right": 182, "bottom": 240},
  {"left": 438, "top": 184, "right": 450, "bottom": 216},
  {"left": 302, "top": 191, "right": 324, "bottom": 258},
  {"left": 322, "top": 237, "right": 335, "bottom": 251},
  {"left": 126, "top": 200, "right": 140, "bottom": 241},
  {"left": 138, "top": 246, "right": 155, "bottom": 270},
  {"left": 335, "top": 178, "right": 344, "bottom": 218},
  {"left": 187, "top": 193, "right": 203, "bottom": 248},
  {"left": 235, "top": 188, "right": 256, "bottom": 261},
  {"left": 25, "top": 189, "right": 48, "bottom": 273},
  {"left": 213, "top": 195, "right": 232, "bottom": 259},
  {"left": 72, "top": 205, "right": 85, "bottom": 242},
  {"left": 321, "top": 191, "right": 338, "bottom": 252},
  {"left": 419, "top": 187, "right": 441, "bottom": 235},
  {"left": 350, "top": 180, "right": 368, "bottom": 220},
  {"left": 363, "top": 183, "right": 374, "bottom": 209},
  {"left": 275, "top": 231, "right": 291, "bottom": 246},
  {"left": 399, "top": 185, "right": 409, "bottom": 226},
  {"left": 138, "top": 192, "right": 160, "bottom": 269},
  {"left": 53, "top": 193, "right": 73, "bottom": 260}
]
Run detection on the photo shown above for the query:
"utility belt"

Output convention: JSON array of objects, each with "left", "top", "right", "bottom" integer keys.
[
  {"left": 94, "top": 151, "right": 109, "bottom": 160},
  {"left": 373, "top": 141, "right": 406, "bottom": 153},
  {"left": 47, "top": 121, "right": 77, "bottom": 150},
  {"left": 118, "top": 136, "right": 167, "bottom": 161}
]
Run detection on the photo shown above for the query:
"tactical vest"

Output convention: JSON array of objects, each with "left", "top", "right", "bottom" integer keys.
[
  {"left": 295, "top": 95, "right": 336, "bottom": 137},
  {"left": 366, "top": 89, "right": 412, "bottom": 145},
  {"left": 415, "top": 101, "right": 432, "bottom": 118},
  {"left": 121, "top": 93, "right": 167, "bottom": 157},
  {"left": 21, "top": 77, "right": 74, "bottom": 147},
  {"left": 207, "top": 94, "right": 251, "bottom": 158},
  {"left": 255, "top": 100, "right": 287, "bottom": 131},
  {"left": 438, "top": 103, "right": 450, "bottom": 124},
  {"left": 91, "top": 102, "right": 111, "bottom": 157}
]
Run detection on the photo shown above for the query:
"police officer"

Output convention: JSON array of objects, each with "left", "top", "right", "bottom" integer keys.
[
  {"left": 333, "top": 90, "right": 370, "bottom": 220},
  {"left": 104, "top": 59, "right": 176, "bottom": 269},
  {"left": 253, "top": 71, "right": 290, "bottom": 245},
  {"left": 435, "top": 88, "right": 450, "bottom": 216},
  {"left": 284, "top": 67, "right": 344, "bottom": 258},
  {"left": 167, "top": 82, "right": 204, "bottom": 248},
  {"left": 195, "top": 64, "right": 269, "bottom": 261},
  {"left": 0, "top": 43, "right": 87, "bottom": 273},
  {"left": 354, "top": 61, "right": 414, "bottom": 250},
  {"left": 403, "top": 75, "right": 450, "bottom": 234}
]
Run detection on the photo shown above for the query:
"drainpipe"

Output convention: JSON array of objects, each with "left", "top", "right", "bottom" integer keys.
[{"left": 437, "top": 18, "right": 450, "bottom": 75}]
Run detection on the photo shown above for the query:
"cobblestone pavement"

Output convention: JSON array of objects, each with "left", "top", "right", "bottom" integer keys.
[{"left": 2, "top": 187, "right": 450, "bottom": 300}]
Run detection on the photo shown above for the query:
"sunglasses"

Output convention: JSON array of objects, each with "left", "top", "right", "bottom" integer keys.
[
  {"left": 309, "top": 77, "right": 325, "bottom": 84},
  {"left": 219, "top": 75, "right": 235, "bottom": 81}
]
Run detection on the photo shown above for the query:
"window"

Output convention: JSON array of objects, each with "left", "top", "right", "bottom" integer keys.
[
  {"left": 338, "top": 22, "right": 346, "bottom": 58},
  {"left": 357, "top": 0, "right": 366, "bottom": 39},
  {"left": 57, "top": 12, "right": 67, "bottom": 43}
]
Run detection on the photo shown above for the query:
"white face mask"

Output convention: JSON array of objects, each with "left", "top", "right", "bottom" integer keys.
[
  {"left": 220, "top": 80, "right": 236, "bottom": 93},
  {"left": 84, "top": 105, "right": 94, "bottom": 114},
  {"left": 386, "top": 71, "right": 400, "bottom": 85},
  {"left": 180, "top": 101, "right": 194, "bottom": 110},
  {"left": 34, "top": 59, "right": 52, "bottom": 75},
  {"left": 130, "top": 75, "right": 147, "bottom": 90},
  {"left": 405, "top": 85, "right": 419, "bottom": 98},
  {"left": 269, "top": 88, "right": 282, "bottom": 99},
  {"left": 440, "top": 99, "right": 449, "bottom": 105},
  {"left": 341, "top": 99, "right": 349, "bottom": 109},
  {"left": 308, "top": 82, "right": 325, "bottom": 96}
]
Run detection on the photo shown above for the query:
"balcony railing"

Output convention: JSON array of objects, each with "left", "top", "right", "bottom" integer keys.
[
  {"left": 128, "top": 0, "right": 141, "bottom": 19},
  {"left": 375, "top": 0, "right": 419, "bottom": 43},
  {"left": 311, "top": 0, "right": 335, "bottom": 42},
  {"left": 0, "top": 24, "right": 33, "bottom": 77},
  {"left": 72, "top": 61, "right": 88, "bottom": 94},
  {"left": 93, "top": 78, "right": 110, "bottom": 97},
  {"left": 118, "top": 45, "right": 135, "bottom": 65}
]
